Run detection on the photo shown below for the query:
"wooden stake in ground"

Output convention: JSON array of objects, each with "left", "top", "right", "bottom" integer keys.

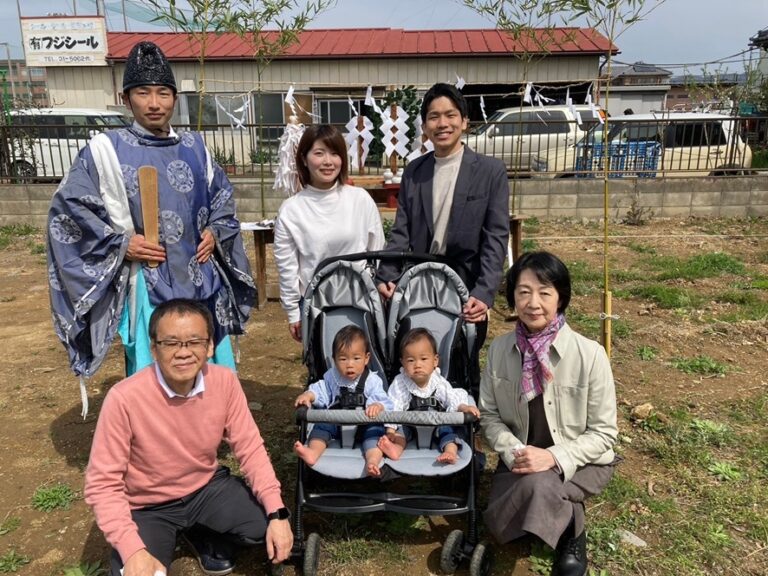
[{"left": 138, "top": 165, "right": 160, "bottom": 269}]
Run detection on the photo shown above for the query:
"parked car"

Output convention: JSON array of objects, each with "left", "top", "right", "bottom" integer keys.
[
  {"left": 464, "top": 104, "right": 605, "bottom": 175},
  {"left": 565, "top": 112, "right": 753, "bottom": 178},
  {"left": 6, "top": 108, "right": 131, "bottom": 180}
]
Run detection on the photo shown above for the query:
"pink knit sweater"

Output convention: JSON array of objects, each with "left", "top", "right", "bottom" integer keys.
[{"left": 84, "top": 364, "right": 285, "bottom": 562}]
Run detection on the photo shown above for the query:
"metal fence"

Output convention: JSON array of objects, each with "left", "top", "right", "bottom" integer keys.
[{"left": 1, "top": 115, "right": 766, "bottom": 184}]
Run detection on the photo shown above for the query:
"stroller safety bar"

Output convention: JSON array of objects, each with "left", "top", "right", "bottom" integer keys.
[{"left": 295, "top": 407, "right": 475, "bottom": 426}]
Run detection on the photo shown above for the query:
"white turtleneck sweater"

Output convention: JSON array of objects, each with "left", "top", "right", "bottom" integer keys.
[{"left": 273, "top": 183, "right": 385, "bottom": 323}]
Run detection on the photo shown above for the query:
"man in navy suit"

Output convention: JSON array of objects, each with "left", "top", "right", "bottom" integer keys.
[{"left": 377, "top": 83, "right": 509, "bottom": 350}]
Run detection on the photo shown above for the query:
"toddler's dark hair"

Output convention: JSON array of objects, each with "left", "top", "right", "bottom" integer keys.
[
  {"left": 333, "top": 325, "right": 369, "bottom": 357},
  {"left": 399, "top": 327, "right": 438, "bottom": 357}
]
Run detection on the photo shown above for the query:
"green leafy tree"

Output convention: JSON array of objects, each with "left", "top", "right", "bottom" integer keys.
[
  {"left": 458, "top": 1, "right": 576, "bottom": 206},
  {"left": 142, "top": 0, "right": 241, "bottom": 130},
  {"left": 227, "top": 0, "right": 336, "bottom": 215}
]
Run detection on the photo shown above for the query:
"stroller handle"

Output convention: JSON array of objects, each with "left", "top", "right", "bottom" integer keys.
[{"left": 315, "top": 250, "right": 455, "bottom": 277}]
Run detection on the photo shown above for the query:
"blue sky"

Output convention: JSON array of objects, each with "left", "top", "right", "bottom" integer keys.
[{"left": 1, "top": 0, "right": 765, "bottom": 74}]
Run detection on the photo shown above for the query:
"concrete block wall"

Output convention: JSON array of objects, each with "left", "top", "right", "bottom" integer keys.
[
  {"left": 510, "top": 175, "right": 768, "bottom": 220},
  {"left": 2, "top": 175, "right": 768, "bottom": 228}
]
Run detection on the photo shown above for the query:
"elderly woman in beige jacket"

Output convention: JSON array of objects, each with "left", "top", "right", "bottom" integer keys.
[{"left": 480, "top": 251, "right": 618, "bottom": 576}]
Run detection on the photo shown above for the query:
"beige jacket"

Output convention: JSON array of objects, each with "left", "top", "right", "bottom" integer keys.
[{"left": 479, "top": 323, "right": 617, "bottom": 482}]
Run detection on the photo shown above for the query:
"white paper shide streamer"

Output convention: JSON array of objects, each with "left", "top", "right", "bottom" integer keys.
[
  {"left": 406, "top": 116, "right": 433, "bottom": 161},
  {"left": 273, "top": 86, "right": 305, "bottom": 197},
  {"left": 344, "top": 97, "right": 374, "bottom": 169},
  {"left": 380, "top": 105, "right": 411, "bottom": 159}
]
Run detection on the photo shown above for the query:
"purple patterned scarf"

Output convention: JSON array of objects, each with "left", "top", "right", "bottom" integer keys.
[{"left": 516, "top": 313, "right": 566, "bottom": 401}]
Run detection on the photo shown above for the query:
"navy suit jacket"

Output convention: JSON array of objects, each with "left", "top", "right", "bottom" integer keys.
[{"left": 377, "top": 146, "right": 510, "bottom": 307}]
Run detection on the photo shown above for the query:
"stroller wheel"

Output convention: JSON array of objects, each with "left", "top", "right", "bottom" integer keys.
[
  {"left": 303, "top": 532, "right": 321, "bottom": 576},
  {"left": 439, "top": 529, "right": 465, "bottom": 574},
  {"left": 469, "top": 541, "right": 493, "bottom": 576}
]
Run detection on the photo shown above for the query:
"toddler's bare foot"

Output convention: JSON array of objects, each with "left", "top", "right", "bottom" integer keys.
[
  {"left": 365, "top": 448, "right": 384, "bottom": 477},
  {"left": 436, "top": 443, "right": 459, "bottom": 465},
  {"left": 365, "top": 460, "right": 381, "bottom": 477},
  {"left": 378, "top": 435, "right": 405, "bottom": 460},
  {"left": 293, "top": 440, "right": 321, "bottom": 466}
]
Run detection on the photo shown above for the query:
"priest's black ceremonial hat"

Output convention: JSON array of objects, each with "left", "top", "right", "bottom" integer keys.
[{"left": 122, "top": 41, "right": 177, "bottom": 93}]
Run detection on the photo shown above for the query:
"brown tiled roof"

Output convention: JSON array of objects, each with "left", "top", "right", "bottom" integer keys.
[{"left": 106, "top": 28, "right": 616, "bottom": 60}]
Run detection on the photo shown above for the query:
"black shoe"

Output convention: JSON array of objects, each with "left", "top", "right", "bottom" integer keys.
[
  {"left": 183, "top": 531, "right": 235, "bottom": 576},
  {"left": 554, "top": 529, "right": 587, "bottom": 576}
]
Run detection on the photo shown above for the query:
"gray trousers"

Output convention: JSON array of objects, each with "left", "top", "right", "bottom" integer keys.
[
  {"left": 484, "top": 462, "right": 614, "bottom": 549},
  {"left": 109, "top": 467, "right": 268, "bottom": 575}
]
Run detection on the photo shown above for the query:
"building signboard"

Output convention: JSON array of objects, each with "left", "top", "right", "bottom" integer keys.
[{"left": 21, "top": 17, "right": 108, "bottom": 67}]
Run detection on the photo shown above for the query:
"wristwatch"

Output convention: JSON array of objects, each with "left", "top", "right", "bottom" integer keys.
[{"left": 267, "top": 507, "right": 291, "bottom": 522}]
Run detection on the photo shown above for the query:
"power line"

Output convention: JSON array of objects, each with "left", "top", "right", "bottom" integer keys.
[{"left": 613, "top": 48, "right": 757, "bottom": 70}]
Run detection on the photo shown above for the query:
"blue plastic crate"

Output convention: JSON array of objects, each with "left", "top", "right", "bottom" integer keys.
[
  {"left": 576, "top": 141, "right": 661, "bottom": 178},
  {"left": 575, "top": 142, "right": 625, "bottom": 178}
]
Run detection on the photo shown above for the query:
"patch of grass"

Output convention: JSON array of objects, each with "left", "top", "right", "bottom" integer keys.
[
  {"left": 63, "top": 562, "right": 107, "bottom": 576},
  {"left": 324, "top": 536, "right": 407, "bottom": 569},
  {"left": 670, "top": 355, "right": 729, "bottom": 376},
  {"left": 707, "top": 461, "right": 743, "bottom": 482},
  {"left": 627, "top": 241, "right": 656, "bottom": 254},
  {"left": 383, "top": 514, "right": 430, "bottom": 536},
  {"left": 0, "top": 224, "right": 38, "bottom": 250},
  {"left": 649, "top": 252, "right": 746, "bottom": 281},
  {"left": 31, "top": 482, "right": 76, "bottom": 512},
  {"left": 523, "top": 215, "right": 541, "bottom": 233},
  {"left": 0, "top": 550, "right": 30, "bottom": 573},
  {"left": 636, "top": 345, "right": 657, "bottom": 361},
  {"left": 569, "top": 260, "right": 601, "bottom": 295},
  {"left": 719, "top": 300, "right": 768, "bottom": 322},
  {"left": 28, "top": 241, "right": 45, "bottom": 255},
  {"left": 751, "top": 276, "right": 768, "bottom": 290},
  {"left": 0, "top": 517, "right": 20, "bottom": 537},
  {"left": 624, "top": 284, "right": 702, "bottom": 309},
  {"left": 714, "top": 290, "right": 760, "bottom": 305},
  {"left": 521, "top": 238, "right": 539, "bottom": 252},
  {"left": 528, "top": 540, "right": 554, "bottom": 574},
  {"left": 690, "top": 419, "right": 733, "bottom": 447}
]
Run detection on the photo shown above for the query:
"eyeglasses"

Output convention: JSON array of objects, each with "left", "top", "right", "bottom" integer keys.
[{"left": 154, "top": 338, "right": 209, "bottom": 352}]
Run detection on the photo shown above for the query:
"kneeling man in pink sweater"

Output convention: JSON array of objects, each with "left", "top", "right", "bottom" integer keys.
[{"left": 84, "top": 299, "right": 292, "bottom": 576}]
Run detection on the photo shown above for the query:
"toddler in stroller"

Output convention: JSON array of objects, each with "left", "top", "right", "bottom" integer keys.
[
  {"left": 380, "top": 327, "right": 480, "bottom": 465},
  {"left": 291, "top": 252, "right": 492, "bottom": 576},
  {"left": 293, "top": 324, "right": 393, "bottom": 476}
]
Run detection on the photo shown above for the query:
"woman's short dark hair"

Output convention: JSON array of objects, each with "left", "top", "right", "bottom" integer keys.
[
  {"left": 506, "top": 251, "right": 571, "bottom": 313},
  {"left": 399, "top": 327, "right": 438, "bottom": 357},
  {"left": 333, "top": 325, "right": 369, "bottom": 357},
  {"left": 295, "top": 124, "right": 349, "bottom": 188},
  {"left": 148, "top": 298, "right": 214, "bottom": 341},
  {"left": 420, "top": 83, "right": 468, "bottom": 122}
]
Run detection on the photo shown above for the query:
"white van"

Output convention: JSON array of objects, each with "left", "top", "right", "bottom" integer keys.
[
  {"left": 8, "top": 108, "right": 130, "bottom": 180},
  {"left": 465, "top": 104, "right": 605, "bottom": 175}
]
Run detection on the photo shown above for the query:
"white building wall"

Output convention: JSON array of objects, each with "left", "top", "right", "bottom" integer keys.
[{"left": 46, "top": 55, "right": 600, "bottom": 109}]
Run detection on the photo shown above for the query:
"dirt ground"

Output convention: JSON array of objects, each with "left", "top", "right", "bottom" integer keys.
[{"left": 0, "top": 217, "right": 766, "bottom": 576}]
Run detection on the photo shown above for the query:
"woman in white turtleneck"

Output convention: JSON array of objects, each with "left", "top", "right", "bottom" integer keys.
[{"left": 273, "top": 124, "right": 385, "bottom": 341}]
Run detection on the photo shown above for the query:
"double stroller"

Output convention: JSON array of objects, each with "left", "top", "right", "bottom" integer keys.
[{"left": 290, "top": 251, "right": 492, "bottom": 576}]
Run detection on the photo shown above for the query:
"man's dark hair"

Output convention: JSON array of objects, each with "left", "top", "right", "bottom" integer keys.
[
  {"left": 295, "top": 124, "right": 349, "bottom": 188},
  {"left": 420, "top": 83, "right": 468, "bottom": 122},
  {"left": 505, "top": 251, "right": 572, "bottom": 313},
  {"left": 149, "top": 299, "right": 214, "bottom": 341},
  {"left": 399, "top": 327, "right": 438, "bottom": 357},
  {"left": 332, "top": 325, "right": 369, "bottom": 357}
]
